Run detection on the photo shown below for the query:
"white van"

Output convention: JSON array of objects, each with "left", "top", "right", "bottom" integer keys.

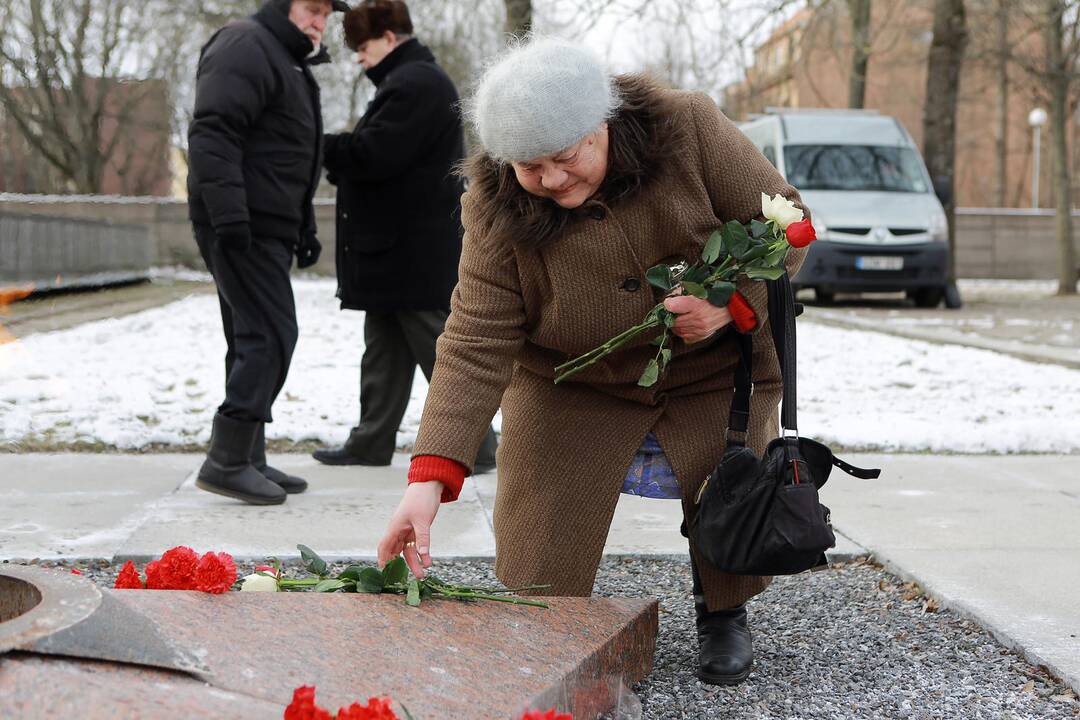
[{"left": 738, "top": 108, "right": 949, "bottom": 307}]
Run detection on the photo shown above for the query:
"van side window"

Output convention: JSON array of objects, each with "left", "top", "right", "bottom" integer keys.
[{"left": 762, "top": 145, "right": 778, "bottom": 168}]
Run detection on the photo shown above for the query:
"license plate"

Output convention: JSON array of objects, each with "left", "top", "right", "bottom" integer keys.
[{"left": 855, "top": 255, "right": 904, "bottom": 271}]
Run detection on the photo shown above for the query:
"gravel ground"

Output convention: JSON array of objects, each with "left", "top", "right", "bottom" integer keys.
[{"left": 26, "top": 556, "right": 1080, "bottom": 720}]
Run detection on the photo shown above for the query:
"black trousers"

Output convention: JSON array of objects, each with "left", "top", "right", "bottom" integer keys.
[
  {"left": 194, "top": 225, "right": 297, "bottom": 424},
  {"left": 348, "top": 309, "right": 498, "bottom": 466}
]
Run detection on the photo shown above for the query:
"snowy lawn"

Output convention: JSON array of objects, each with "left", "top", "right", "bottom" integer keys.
[{"left": 1, "top": 278, "right": 1078, "bottom": 453}]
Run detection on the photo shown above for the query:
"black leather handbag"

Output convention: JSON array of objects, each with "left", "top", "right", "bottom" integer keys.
[{"left": 689, "top": 275, "right": 880, "bottom": 576}]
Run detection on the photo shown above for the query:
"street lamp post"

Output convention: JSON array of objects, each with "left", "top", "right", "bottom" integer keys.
[{"left": 1029, "top": 107, "right": 1048, "bottom": 209}]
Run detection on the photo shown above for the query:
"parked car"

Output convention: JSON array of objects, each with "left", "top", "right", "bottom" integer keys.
[{"left": 738, "top": 108, "right": 950, "bottom": 307}]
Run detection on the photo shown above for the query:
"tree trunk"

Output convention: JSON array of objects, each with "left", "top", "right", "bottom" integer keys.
[
  {"left": 993, "top": 0, "right": 1009, "bottom": 208},
  {"left": 847, "top": 0, "right": 872, "bottom": 108},
  {"left": 1046, "top": 0, "right": 1077, "bottom": 294},
  {"left": 922, "top": 0, "right": 967, "bottom": 285},
  {"left": 503, "top": 0, "right": 531, "bottom": 38}
]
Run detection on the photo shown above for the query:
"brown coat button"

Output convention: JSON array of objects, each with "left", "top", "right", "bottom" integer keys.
[
  {"left": 590, "top": 206, "right": 606, "bottom": 220},
  {"left": 621, "top": 277, "right": 641, "bottom": 292}
]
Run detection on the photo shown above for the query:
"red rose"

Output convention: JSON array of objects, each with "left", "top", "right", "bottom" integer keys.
[
  {"left": 114, "top": 560, "right": 144, "bottom": 589},
  {"left": 519, "top": 710, "right": 572, "bottom": 720},
  {"left": 194, "top": 551, "right": 237, "bottom": 594},
  {"left": 156, "top": 546, "right": 199, "bottom": 589},
  {"left": 785, "top": 219, "right": 816, "bottom": 248},
  {"left": 335, "top": 697, "right": 399, "bottom": 720},
  {"left": 285, "top": 686, "right": 333, "bottom": 720},
  {"left": 144, "top": 560, "right": 166, "bottom": 589},
  {"left": 70, "top": 568, "right": 83, "bottom": 575}
]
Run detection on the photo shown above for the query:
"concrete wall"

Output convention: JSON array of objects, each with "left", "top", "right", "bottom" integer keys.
[
  {"left": 2, "top": 195, "right": 1079, "bottom": 280},
  {"left": 0, "top": 212, "right": 152, "bottom": 290}
]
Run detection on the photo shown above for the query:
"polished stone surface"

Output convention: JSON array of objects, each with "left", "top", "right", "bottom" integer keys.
[{"left": 1, "top": 587, "right": 658, "bottom": 719}]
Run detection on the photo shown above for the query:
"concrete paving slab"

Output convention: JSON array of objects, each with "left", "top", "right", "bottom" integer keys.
[
  {"left": 0, "top": 454, "right": 195, "bottom": 560},
  {"left": 114, "top": 453, "right": 496, "bottom": 561},
  {"left": 828, "top": 453, "right": 1080, "bottom": 692}
]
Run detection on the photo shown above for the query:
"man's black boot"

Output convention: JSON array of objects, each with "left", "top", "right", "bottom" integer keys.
[
  {"left": 252, "top": 423, "right": 307, "bottom": 494},
  {"left": 196, "top": 413, "right": 287, "bottom": 505},
  {"left": 311, "top": 428, "right": 392, "bottom": 466},
  {"left": 692, "top": 559, "right": 753, "bottom": 685}
]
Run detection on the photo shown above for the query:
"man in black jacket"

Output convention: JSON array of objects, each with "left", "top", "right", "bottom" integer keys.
[
  {"left": 188, "top": 0, "right": 348, "bottom": 505},
  {"left": 312, "top": 0, "right": 497, "bottom": 470}
]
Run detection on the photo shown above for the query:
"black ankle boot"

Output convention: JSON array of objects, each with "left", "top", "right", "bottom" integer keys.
[
  {"left": 252, "top": 423, "right": 307, "bottom": 494},
  {"left": 696, "top": 599, "right": 753, "bottom": 685},
  {"left": 692, "top": 558, "right": 753, "bottom": 685},
  {"left": 196, "top": 413, "right": 286, "bottom": 505}
]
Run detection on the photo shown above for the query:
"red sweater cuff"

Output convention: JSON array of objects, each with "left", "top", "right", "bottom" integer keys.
[
  {"left": 408, "top": 455, "right": 467, "bottom": 503},
  {"left": 728, "top": 291, "right": 758, "bottom": 333}
]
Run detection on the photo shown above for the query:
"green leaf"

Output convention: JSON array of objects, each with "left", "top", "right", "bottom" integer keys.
[
  {"left": 659, "top": 348, "right": 672, "bottom": 368},
  {"left": 680, "top": 281, "right": 707, "bottom": 299},
  {"left": 381, "top": 556, "right": 409, "bottom": 586},
  {"left": 738, "top": 244, "right": 772, "bottom": 262},
  {"left": 683, "top": 265, "right": 710, "bottom": 284},
  {"left": 751, "top": 219, "right": 772, "bottom": 238},
  {"left": 764, "top": 245, "right": 787, "bottom": 266},
  {"left": 357, "top": 567, "right": 386, "bottom": 593},
  {"left": 337, "top": 564, "right": 364, "bottom": 581},
  {"left": 702, "top": 230, "right": 724, "bottom": 264},
  {"left": 297, "top": 544, "right": 328, "bottom": 577},
  {"left": 649, "top": 333, "right": 666, "bottom": 346},
  {"left": 707, "top": 282, "right": 736, "bottom": 307},
  {"left": 726, "top": 220, "right": 751, "bottom": 257},
  {"left": 661, "top": 309, "right": 677, "bottom": 328},
  {"left": 637, "top": 359, "right": 660, "bottom": 387},
  {"left": 645, "top": 264, "right": 672, "bottom": 292},
  {"left": 313, "top": 578, "right": 346, "bottom": 593},
  {"left": 406, "top": 579, "right": 421, "bottom": 607},
  {"left": 745, "top": 266, "right": 786, "bottom": 280}
]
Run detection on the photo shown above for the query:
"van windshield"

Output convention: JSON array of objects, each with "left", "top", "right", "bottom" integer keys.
[{"left": 783, "top": 145, "right": 928, "bottom": 193}]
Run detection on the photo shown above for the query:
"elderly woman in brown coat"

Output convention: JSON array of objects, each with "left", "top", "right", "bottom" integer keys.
[{"left": 376, "top": 36, "right": 809, "bottom": 685}]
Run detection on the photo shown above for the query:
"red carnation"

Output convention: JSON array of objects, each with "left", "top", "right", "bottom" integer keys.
[
  {"left": 157, "top": 546, "right": 199, "bottom": 589},
  {"left": 335, "top": 697, "right": 400, "bottom": 719},
  {"left": 114, "top": 560, "right": 144, "bottom": 589},
  {"left": 70, "top": 568, "right": 83, "bottom": 575},
  {"left": 519, "top": 710, "right": 573, "bottom": 720},
  {"left": 194, "top": 551, "right": 237, "bottom": 594},
  {"left": 285, "top": 686, "right": 333, "bottom": 720},
  {"left": 144, "top": 560, "right": 166, "bottom": 589},
  {"left": 785, "top": 219, "right": 816, "bottom": 248}
]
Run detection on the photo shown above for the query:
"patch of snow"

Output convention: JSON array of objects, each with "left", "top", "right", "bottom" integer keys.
[{"left": 2, "top": 279, "right": 1078, "bottom": 453}]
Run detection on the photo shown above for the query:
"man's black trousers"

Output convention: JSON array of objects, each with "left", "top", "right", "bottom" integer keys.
[{"left": 194, "top": 225, "right": 297, "bottom": 423}]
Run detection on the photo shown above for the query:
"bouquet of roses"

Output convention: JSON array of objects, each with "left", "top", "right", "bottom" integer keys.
[
  {"left": 553, "top": 193, "right": 816, "bottom": 387},
  {"left": 241, "top": 544, "right": 550, "bottom": 609}
]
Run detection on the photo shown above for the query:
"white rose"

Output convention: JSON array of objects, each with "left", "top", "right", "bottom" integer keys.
[
  {"left": 761, "top": 192, "right": 804, "bottom": 229},
  {"left": 239, "top": 572, "right": 280, "bottom": 592}
]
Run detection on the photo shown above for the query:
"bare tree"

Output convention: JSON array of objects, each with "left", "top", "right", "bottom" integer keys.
[
  {"left": 846, "top": 0, "right": 871, "bottom": 107},
  {"left": 1044, "top": 0, "right": 1078, "bottom": 294},
  {"left": 922, "top": 0, "right": 967, "bottom": 307},
  {"left": 992, "top": 0, "right": 1010, "bottom": 206},
  {"left": 0, "top": 0, "right": 184, "bottom": 194}
]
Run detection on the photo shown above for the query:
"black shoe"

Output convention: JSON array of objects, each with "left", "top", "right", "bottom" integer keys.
[
  {"left": 311, "top": 445, "right": 391, "bottom": 466},
  {"left": 695, "top": 600, "right": 753, "bottom": 685},
  {"left": 472, "top": 459, "right": 497, "bottom": 474},
  {"left": 196, "top": 414, "right": 286, "bottom": 505},
  {"left": 252, "top": 423, "right": 307, "bottom": 494}
]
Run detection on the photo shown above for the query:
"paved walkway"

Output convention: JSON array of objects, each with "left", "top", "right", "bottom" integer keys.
[{"left": 1, "top": 452, "right": 1077, "bottom": 692}]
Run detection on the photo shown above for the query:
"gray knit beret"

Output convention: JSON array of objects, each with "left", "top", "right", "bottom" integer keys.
[{"left": 469, "top": 37, "right": 621, "bottom": 163}]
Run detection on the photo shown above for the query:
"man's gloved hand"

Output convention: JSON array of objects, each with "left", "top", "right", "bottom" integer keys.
[
  {"left": 216, "top": 222, "right": 252, "bottom": 253},
  {"left": 296, "top": 231, "right": 322, "bottom": 269}
]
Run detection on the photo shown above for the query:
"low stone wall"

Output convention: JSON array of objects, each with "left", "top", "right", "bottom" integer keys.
[
  {"left": 2, "top": 195, "right": 1079, "bottom": 280},
  {"left": 0, "top": 212, "right": 152, "bottom": 290}
]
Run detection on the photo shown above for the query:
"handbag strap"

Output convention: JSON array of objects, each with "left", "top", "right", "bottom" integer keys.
[{"left": 726, "top": 273, "right": 798, "bottom": 446}]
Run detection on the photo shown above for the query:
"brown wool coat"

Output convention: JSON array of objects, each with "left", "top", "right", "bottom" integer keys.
[{"left": 413, "top": 79, "right": 809, "bottom": 611}]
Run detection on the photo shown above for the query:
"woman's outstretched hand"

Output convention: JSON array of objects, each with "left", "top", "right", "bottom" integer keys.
[
  {"left": 663, "top": 293, "right": 733, "bottom": 343},
  {"left": 377, "top": 481, "right": 444, "bottom": 579}
]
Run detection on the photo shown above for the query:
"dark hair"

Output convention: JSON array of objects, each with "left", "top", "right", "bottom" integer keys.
[
  {"left": 460, "top": 74, "right": 684, "bottom": 250},
  {"left": 343, "top": 0, "right": 413, "bottom": 50}
]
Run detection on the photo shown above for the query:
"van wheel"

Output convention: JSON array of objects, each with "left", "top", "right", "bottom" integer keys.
[
  {"left": 911, "top": 287, "right": 944, "bottom": 308},
  {"left": 815, "top": 289, "right": 835, "bottom": 304}
]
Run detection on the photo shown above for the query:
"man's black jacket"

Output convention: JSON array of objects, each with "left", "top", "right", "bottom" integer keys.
[
  {"left": 187, "top": 2, "right": 325, "bottom": 246},
  {"left": 324, "top": 39, "right": 464, "bottom": 312}
]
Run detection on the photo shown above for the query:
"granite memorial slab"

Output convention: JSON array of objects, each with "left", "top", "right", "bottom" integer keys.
[{"left": 0, "top": 566, "right": 658, "bottom": 718}]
